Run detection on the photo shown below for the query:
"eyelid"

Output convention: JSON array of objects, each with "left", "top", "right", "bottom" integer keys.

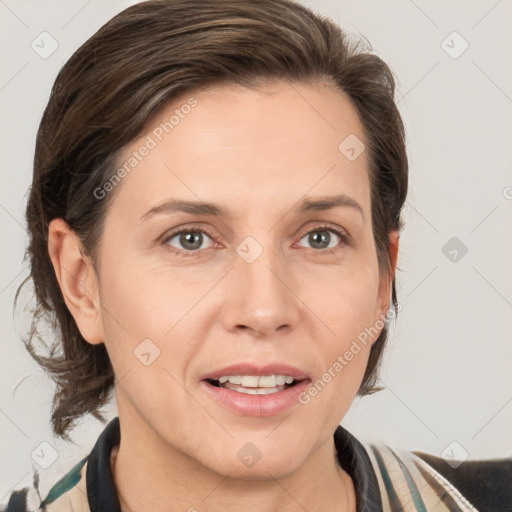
[
  {"left": 297, "top": 221, "right": 351, "bottom": 242},
  {"left": 161, "top": 224, "right": 217, "bottom": 249}
]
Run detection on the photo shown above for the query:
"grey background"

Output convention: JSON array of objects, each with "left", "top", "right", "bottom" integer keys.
[{"left": 1, "top": 0, "right": 511, "bottom": 501}]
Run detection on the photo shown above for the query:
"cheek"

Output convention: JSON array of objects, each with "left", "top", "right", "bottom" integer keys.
[
  {"left": 96, "top": 252, "right": 216, "bottom": 381},
  {"left": 96, "top": 266, "right": 200, "bottom": 412},
  {"left": 299, "top": 274, "right": 380, "bottom": 416},
  {"left": 96, "top": 257, "right": 171, "bottom": 362},
  {"left": 301, "top": 260, "right": 381, "bottom": 382},
  {"left": 303, "top": 259, "right": 381, "bottom": 335},
  {"left": 99, "top": 251, "right": 190, "bottom": 330}
]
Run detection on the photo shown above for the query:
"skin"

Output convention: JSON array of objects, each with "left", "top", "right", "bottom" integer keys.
[{"left": 49, "top": 81, "right": 399, "bottom": 512}]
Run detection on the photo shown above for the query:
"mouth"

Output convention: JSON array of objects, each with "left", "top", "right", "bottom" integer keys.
[
  {"left": 200, "top": 364, "right": 311, "bottom": 416},
  {"left": 205, "top": 374, "right": 303, "bottom": 395},
  {"left": 201, "top": 362, "right": 311, "bottom": 416}
]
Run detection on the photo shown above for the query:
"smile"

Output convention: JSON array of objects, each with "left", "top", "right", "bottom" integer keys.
[{"left": 202, "top": 376, "right": 310, "bottom": 416}]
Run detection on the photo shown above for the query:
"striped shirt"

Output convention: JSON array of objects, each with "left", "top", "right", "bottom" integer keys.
[{"left": 2, "top": 417, "right": 510, "bottom": 511}]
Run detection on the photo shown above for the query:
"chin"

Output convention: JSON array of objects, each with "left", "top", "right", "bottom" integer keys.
[
  {"left": 203, "top": 438, "right": 309, "bottom": 482},
  {"left": 212, "top": 457, "right": 301, "bottom": 481}
]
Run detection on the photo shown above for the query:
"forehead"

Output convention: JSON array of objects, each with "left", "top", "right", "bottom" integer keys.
[{"left": 109, "top": 81, "right": 370, "bottom": 219}]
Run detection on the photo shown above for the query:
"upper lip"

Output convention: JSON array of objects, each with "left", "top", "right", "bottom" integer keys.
[{"left": 201, "top": 363, "right": 310, "bottom": 381}]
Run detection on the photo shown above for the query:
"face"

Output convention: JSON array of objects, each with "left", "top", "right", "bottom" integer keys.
[{"left": 57, "top": 81, "right": 396, "bottom": 479}]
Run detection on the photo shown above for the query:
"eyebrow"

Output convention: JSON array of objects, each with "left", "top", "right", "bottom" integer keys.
[{"left": 139, "top": 194, "right": 364, "bottom": 222}]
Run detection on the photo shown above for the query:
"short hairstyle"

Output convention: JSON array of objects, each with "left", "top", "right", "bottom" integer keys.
[{"left": 19, "top": 0, "right": 408, "bottom": 438}]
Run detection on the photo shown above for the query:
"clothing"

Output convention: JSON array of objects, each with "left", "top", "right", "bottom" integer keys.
[{"left": 2, "top": 417, "right": 510, "bottom": 511}]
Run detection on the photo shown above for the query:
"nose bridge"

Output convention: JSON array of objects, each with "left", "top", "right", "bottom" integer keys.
[{"left": 222, "top": 233, "right": 298, "bottom": 336}]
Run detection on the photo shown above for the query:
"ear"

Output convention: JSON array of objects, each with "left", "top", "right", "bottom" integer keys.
[
  {"left": 48, "top": 218, "right": 104, "bottom": 345},
  {"left": 375, "top": 229, "right": 400, "bottom": 319}
]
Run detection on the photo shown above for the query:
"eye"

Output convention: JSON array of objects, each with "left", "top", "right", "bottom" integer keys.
[
  {"left": 296, "top": 225, "right": 348, "bottom": 252},
  {"left": 161, "top": 224, "right": 349, "bottom": 257},
  {"left": 163, "top": 228, "right": 215, "bottom": 256}
]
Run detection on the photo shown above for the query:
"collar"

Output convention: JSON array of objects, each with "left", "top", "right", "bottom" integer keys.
[
  {"left": 86, "top": 416, "right": 121, "bottom": 511},
  {"left": 86, "top": 417, "right": 382, "bottom": 512}
]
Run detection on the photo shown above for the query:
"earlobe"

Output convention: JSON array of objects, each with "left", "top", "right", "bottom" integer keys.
[
  {"left": 376, "top": 230, "right": 400, "bottom": 319},
  {"left": 48, "top": 218, "right": 104, "bottom": 345},
  {"left": 388, "top": 230, "right": 399, "bottom": 276}
]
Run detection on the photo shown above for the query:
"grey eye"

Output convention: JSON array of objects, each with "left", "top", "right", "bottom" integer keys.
[
  {"left": 166, "top": 231, "right": 214, "bottom": 251},
  {"left": 298, "top": 229, "right": 341, "bottom": 250}
]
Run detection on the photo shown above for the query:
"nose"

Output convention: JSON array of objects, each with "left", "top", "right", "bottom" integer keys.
[{"left": 220, "top": 241, "right": 300, "bottom": 338}]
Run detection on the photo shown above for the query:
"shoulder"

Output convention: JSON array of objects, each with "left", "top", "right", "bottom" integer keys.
[
  {"left": 1, "top": 457, "right": 89, "bottom": 512},
  {"left": 333, "top": 424, "right": 511, "bottom": 512},
  {"left": 412, "top": 449, "right": 512, "bottom": 512},
  {"left": 369, "top": 442, "right": 511, "bottom": 512},
  {"left": 1, "top": 417, "right": 120, "bottom": 512}
]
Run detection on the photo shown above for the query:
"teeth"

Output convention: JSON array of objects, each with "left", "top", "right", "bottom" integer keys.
[
  {"left": 242, "top": 375, "right": 259, "bottom": 387},
  {"left": 223, "top": 383, "right": 286, "bottom": 395},
  {"left": 236, "top": 386, "right": 281, "bottom": 395},
  {"left": 215, "top": 375, "right": 296, "bottom": 388}
]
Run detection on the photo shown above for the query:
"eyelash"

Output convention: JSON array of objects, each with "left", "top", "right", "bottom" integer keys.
[{"left": 161, "top": 223, "right": 350, "bottom": 258}]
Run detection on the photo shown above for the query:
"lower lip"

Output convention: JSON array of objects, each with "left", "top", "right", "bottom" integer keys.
[{"left": 200, "top": 379, "right": 310, "bottom": 416}]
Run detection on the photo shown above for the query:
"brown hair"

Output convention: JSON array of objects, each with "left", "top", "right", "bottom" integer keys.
[{"left": 19, "top": 0, "right": 407, "bottom": 438}]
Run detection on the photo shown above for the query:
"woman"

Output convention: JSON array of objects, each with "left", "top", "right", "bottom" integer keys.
[{"left": 3, "top": 0, "right": 510, "bottom": 511}]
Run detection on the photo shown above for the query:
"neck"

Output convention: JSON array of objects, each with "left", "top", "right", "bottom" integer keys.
[{"left": 110, "top": 414, "right": 356, "bottom": 512}]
